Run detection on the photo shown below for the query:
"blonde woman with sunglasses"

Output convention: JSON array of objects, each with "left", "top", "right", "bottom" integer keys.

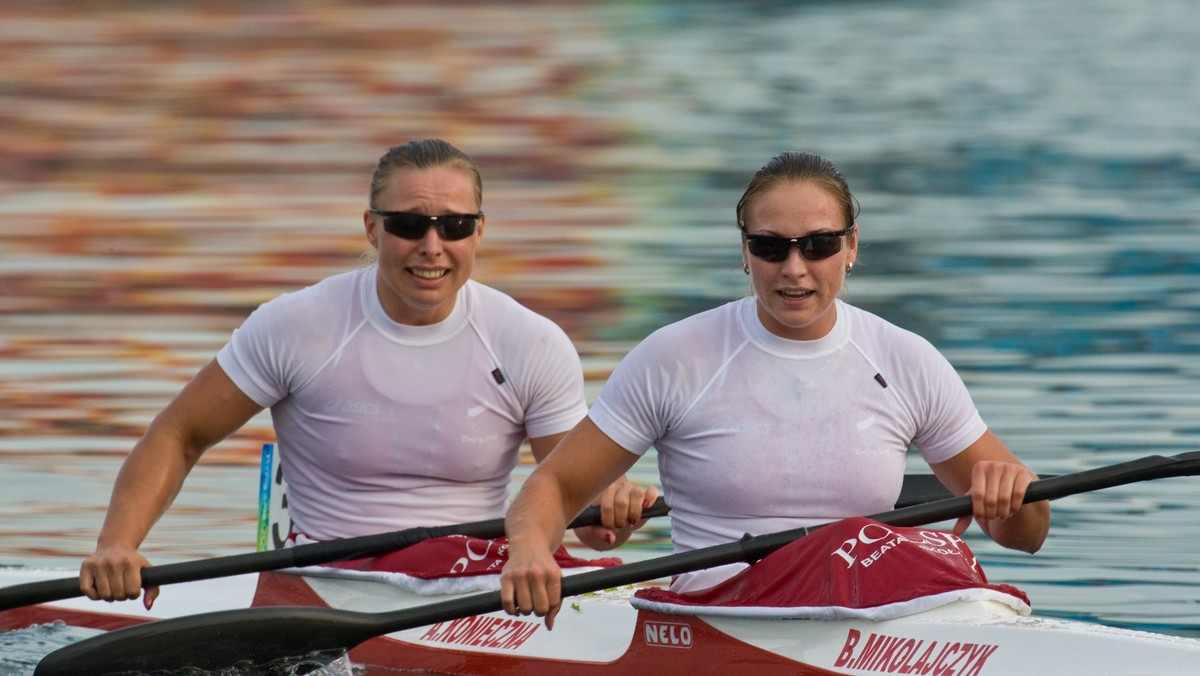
[
  {"left": 501, "top": 151, "right": 1049, "bottom": 628},
  {"left": 79, "top": 139, "right": 654, "bottom": 609}
]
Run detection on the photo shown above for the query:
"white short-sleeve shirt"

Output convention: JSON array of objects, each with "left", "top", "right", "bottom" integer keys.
[
  {"left": 589, "top": 298, "right": 985, "bottom": 590},
  {"left": 217, "top": 267, "right": 587, "bottom": 540}
]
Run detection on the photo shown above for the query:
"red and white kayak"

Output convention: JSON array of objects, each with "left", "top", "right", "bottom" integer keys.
[
  {"left": 4, "top": 563, "right": 1200, "bottom": 675},
  {"left": 8, "top": 451, "right": 1200, "bottom": 675},
  {"left": 255, "top": 565, "right": 1200, "bottom": 675}
]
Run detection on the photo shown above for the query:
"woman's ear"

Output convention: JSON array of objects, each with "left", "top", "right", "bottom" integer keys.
[
  {"left": 363, "top": 210, "right": 379, "bottom": 248},
  {"left": 846, "top": 223, "right": 859, "bottom": 268}
]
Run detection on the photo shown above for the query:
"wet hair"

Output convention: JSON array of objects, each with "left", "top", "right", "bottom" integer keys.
[
  {"left": 735, "top": 151, "right": 859, "bottom": 230},
  {"left": 368, "top": 139, "right": 483, "bottom": 209}
]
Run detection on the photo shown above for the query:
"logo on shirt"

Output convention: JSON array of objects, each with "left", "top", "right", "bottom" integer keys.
[
  {"left": 461, "top": 433, "right": 500, "bottom": 445},
  {"left": 322, "top": 396, "right": 381, "bottom": 416}
]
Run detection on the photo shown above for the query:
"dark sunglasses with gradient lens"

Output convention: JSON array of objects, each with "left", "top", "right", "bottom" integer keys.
[
  {"left": 741, "top": 224, "right": 856, "bottom": 263},
  {"left": 371, "top": 210, "right": 483, "bottom": 241}
]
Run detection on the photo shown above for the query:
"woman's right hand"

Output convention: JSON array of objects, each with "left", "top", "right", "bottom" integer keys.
[
  {"left": 79, "top": 544, "right": 159, "bottom": 610},
  {"left": 500, "top": 541, "right": 565, "bottom": 630}
]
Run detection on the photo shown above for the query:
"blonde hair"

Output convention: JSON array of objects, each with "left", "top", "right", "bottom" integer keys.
[
  {"left": 736, "top": 151, "right": 858, "bottom": 230},
  {"left": 368, "top": 139, "right": 482, "bottom": 209}
]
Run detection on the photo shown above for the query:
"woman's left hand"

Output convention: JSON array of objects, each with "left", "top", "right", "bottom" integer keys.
[
  {"left": 952, "top": 459, "right": 1036, "bottom": 535},
  {"left": 573, "top": 476, "right": 660, "bottom": 550}
]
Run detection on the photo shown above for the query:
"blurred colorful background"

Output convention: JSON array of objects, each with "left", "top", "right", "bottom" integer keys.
[{"left": 2, "top": 0, "right": 1198, "bottom": 647}]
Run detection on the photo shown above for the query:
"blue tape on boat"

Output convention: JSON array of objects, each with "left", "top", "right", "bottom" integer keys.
[{"left": 256, "top": 443, "right": 275, "bottom": 552}]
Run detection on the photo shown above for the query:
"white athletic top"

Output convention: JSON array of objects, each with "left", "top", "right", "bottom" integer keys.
[
  {"left": 590, "top": 298, "right": 986, "bottom": 591},
  {"left": 217, "top": 267, "right": 587, "bottom": 540}
]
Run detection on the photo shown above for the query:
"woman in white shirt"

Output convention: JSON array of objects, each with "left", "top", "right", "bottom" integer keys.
[
  {"left": 79, "top": 139, "right": 655, "bottom": 609},
  {"left": 500, "top": 150, "right": 1049, "bottom": 628}
]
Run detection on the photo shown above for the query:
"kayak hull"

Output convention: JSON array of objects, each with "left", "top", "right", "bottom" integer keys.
[
  {"left": 260, "top": 569, "right": 1200, "bottom": 675},
  {"left": 5, "top": 566, "right": 1200, "bottom": 675}
]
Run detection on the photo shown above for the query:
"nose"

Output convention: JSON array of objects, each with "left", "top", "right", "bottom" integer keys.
[
  {"left": 416, "top": 223, "right": 444, "bottom": 256},
  {"left": 780, "top": 246, "right": 809, "bottom": 277}
]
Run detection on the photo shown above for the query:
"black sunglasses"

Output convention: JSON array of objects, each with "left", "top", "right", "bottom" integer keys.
[
  {"left": 741, "top": 224, "right": 856, "bottom": 263},
  {"left": 370, "top": 210, "right": 483, "bottom": 241}
]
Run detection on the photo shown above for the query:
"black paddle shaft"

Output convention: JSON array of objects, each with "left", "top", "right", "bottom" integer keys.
[
  {"left": 34, "top": 451, "right": 1200, "bottom": 676},
  {"left": 0, "top": 499, "right": 671, "bottom": 612},
  {"left": 1, "top": 473, "right": 954, "bottom": 611}
]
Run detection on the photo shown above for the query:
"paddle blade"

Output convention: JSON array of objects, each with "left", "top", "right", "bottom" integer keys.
[{"left": 33, "top": 607, "right": 370, "bottom": 676}]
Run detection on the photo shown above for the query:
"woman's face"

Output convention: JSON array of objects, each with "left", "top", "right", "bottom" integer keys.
[
  {"left": 741, "top": 180, "right": 857, "bottom": 341},
  {"left": 363, "top": 166, "right": 484, "bottom": 326}
]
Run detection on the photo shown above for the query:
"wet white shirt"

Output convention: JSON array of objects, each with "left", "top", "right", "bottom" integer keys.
[
  {"left": 218, "top": 267, "right": 587, "bottom": 540},
  {"left": 590, "top": 298, "right": 985, "bottom": 591}
]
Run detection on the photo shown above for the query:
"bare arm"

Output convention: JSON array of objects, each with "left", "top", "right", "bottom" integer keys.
[
  {"left": 930, "top": 430, "right": 1050, "bottom": 553},
  {"left": 503, "top": 417, "right": 645, "bottom": 628},
  {"left": 79, "top": 359, "right": 263, "bottom": 606},
  {"left": 526, "top": 432, "right": 567, "bottom": 464},
  {"left": 528, "top": 428, "right": 658, "bottom": 551}
]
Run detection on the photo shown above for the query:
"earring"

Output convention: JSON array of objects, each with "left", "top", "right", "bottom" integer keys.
[
  {"left": 743, "top": 264, "right": 750, "bottom": 275},
  {"left": 846, "top": 262, "right": 854, "bottom": 275}
]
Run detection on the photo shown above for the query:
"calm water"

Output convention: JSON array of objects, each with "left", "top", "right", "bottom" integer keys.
[{"left": 2, "top": 0, "right": 1199, "bottom": 672}]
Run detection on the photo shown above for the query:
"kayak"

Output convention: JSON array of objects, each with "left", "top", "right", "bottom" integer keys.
[
  {"left": 251, "top": 565, "right": 1200, "bottom": 675},
  {"left": 4, "top": 563, "right": 1200, "bottom": 675},
  {"left": 7, "top": 450, "right": 1200, "bottom": 675}
]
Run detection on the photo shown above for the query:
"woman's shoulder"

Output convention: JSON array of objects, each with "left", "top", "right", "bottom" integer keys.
[
  {"left": 465, "top": 280, "right": 563, "bottom": 330},
  {"left": 629, "top": 298, "right": 747, "bottom": 362},
  {"left": 464, "top": 279, "right": 524, "bottom": 312},
  {"left": 648, "top": 298, "right": 743, "bottom": 339},
  {"left": 842, "top": 301, "right": 941, "bottom": 355},
  {"left": 254, "top": 268, "right": 365, "bottom": 320},
  {"left": 463, "top": 281, "right": 582, "bottom": 360}
]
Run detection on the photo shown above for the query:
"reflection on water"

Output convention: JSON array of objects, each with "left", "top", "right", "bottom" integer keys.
[
  {"left": 0, "top": 623, "right": 100, "bottom": 676},
  {"left": 2, "top": 0, "right": 1199, "bottom": 671}
]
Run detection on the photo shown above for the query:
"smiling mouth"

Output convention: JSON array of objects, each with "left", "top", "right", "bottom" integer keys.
[
  {"left": 409, "top": 268, "right": 449, "bottom": 280},
  {"left": 779, "top": 289, "right": 813, "bottom": 300}
]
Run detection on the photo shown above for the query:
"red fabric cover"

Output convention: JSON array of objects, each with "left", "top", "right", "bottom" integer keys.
[
  {"left": 323, "top": 535, "right": 621, "bottom": 579},
  {"left": 634, "top": 517, "right": 1029, "bottom": 611}
]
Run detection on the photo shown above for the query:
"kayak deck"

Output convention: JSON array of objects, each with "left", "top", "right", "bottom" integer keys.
[
  {"left": 253, "top": 568, "right": 1200, "bottom": 675},
  {"left": 5, "top": 565, "right": 1200, "bottom": 675}
]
